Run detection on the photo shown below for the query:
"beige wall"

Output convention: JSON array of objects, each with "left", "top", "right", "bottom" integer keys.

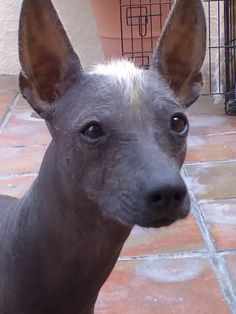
[{"left": 0, "top": 0, "right": 104, "bottom": 75}]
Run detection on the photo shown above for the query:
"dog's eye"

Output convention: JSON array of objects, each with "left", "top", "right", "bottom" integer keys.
[
  {"left": 171, "top": 113, "right": 188, "bottom": 134},
  {"left": 80, "top": 121, "right": 105, "bottom": 140}
]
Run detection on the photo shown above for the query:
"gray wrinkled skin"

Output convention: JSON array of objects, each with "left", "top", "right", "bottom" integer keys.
[
  {"left": 0, "top": 0, "right": 206, "bottom": 313},
  {"left": 54, "top": 71, "right": 189, "bottom": 226}
]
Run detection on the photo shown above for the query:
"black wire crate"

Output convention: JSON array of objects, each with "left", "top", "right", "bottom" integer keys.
[
  {"left": 224, "top": 0, "right": 236, "bottom": 114},
  {"left": 119, "top": 0, "right": 173, "bottom": 68},
  {"left": 119, "top": 0, "right": 236, "bottom": 115}
]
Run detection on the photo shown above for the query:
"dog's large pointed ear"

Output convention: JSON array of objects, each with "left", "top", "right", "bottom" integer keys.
[
  {"left": 19, "top": 0, "right": 83, "bottom": 118},
  {"left": 151, "top": 0, "right": 206, "bottom": 107}
]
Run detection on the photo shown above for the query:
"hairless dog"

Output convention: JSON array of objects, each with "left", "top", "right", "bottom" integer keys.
[{"left": 0, "top": 0, "right": 206, "bottom": 313}]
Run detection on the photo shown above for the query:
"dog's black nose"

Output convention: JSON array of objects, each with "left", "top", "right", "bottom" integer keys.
[{"left": 145, "top": 175, "right": 187, "bottom": 210}]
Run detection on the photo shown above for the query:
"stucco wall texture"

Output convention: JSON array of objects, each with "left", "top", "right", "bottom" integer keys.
[{"left": 0, "top": 0, "right": 104, "bottom": 75}]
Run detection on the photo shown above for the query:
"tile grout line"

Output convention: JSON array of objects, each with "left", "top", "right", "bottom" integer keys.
[
  {"left": 118, "top": 253, "right": 207, "bottom": 261},
  {"left": 219, "top": 251, "right": 236, "bottom": 257},
  {"left": 205, "top": 131, "right": 236, "bottom": 136},
  {"left": 183, "top": 167, "right": 236, "bottom": 312},
  {"left": 0, "top": 173, "right": 38, "bottom": 179},
  {"left": 0, "top": 144, "right": 48, "bottom": 149},
  {"left": 0, "top": 172, "right": 38, "bottom": 178},
  {"left": 182, "top": 167, "right": 216, "bottom": 252},
  {"left": 213, "top": 255, "right": 236, "bottom": 312},
  {"left": 0, "top": 93, "right": 20, "bottom": 133},
  {"left": 185, "top": 158, "right": 236, "bottom": 166},
  {"left": 198, "top": 197, "right": 236, "bottom": 204},
  {"left": 189, "top": 131, "right": 236, "bottom": 137},
  {"left": 118, "top": 250, "right": 236, "bottom": 261}
]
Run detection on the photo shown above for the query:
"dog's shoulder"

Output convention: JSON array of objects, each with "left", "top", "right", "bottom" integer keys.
[{"left": 0, "top": 195, "right": 18, "bottom": 212}]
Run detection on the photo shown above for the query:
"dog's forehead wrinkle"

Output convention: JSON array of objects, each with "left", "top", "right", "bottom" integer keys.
[
  {"left": 58, "top": 62, "right": 182, "bottom": 132},
  {"left": 89, "top": 60, "right": 177, "bottom": 114},
  {"left": 90, "top": 60, "right": 147, "bottom": 109},
  {"left": 56, "top": 71, "right": 181, "bottom": 134}
]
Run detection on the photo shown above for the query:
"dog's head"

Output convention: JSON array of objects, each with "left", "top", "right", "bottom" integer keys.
[{"left": 18, "top": 0, "right": 206, "bottom": 228}]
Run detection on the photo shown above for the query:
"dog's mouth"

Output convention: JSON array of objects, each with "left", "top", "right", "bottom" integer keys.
[
  {"left": 109, "top": 192, "right": 191, "bottom": 228},
  {"left": 115, "top": 204, "right": 190, "bottom": 228}
]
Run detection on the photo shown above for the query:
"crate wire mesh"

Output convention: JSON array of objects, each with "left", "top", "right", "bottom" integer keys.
[
  {"left": 119, "top": 1, "right": 173, "bottom": 68},
  {"left": 119, "top": 0, "right": 236, "bottom": 114},
  {"left": 224, "top": 0, "right": 236, "bottom": 114}
]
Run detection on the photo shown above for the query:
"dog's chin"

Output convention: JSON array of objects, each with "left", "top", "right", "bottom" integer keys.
[
  {"left": 137, "top": 217, "right": 179, "bottom": 228},
  {"left": 105, "top": 203, "right": 190, "bottom": 228},
  {"left": 114, "top": 212, "right": 189, "bottom": 229},
  {"left": 132, "top": 209, "right": 190, "bottom": 228}
]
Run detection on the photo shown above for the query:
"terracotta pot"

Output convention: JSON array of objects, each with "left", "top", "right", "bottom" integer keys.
[{"left": 90, "top": 0, "right": 172, "bottom": 65}]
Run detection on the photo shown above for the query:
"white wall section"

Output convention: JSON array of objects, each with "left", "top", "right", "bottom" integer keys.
[{"left": 0, "top": 0, "right": 104, "bottom": 74}]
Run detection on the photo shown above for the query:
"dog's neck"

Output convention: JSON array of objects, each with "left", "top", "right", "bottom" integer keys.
[{"left": 6, "top": 142, "right": 131, "bottom": 313}]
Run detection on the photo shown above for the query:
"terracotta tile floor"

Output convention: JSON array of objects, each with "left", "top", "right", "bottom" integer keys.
[{"left": 0, "top": 75, "right": 236, "bottom": 313}]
